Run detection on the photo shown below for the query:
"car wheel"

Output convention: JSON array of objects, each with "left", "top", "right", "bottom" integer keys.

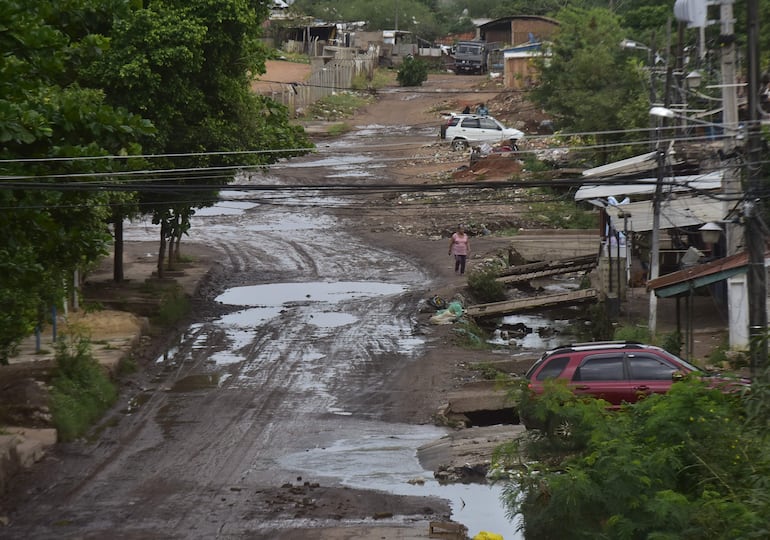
[{"left": 451, "top": 139, "right": 468, "bottom": 151}]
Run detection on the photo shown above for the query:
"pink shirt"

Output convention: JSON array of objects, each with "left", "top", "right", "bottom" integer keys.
[{"left": 450, "top": 232, "right": 469, "bottom": 256}]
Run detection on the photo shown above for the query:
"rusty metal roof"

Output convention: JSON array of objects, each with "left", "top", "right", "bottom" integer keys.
[{"left": 647, "top": 250, "right": 770, "bottom": 298}]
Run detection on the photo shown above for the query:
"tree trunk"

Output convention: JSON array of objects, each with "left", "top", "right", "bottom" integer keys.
[
  {"left": 113, "top": 216, "right": 124, "bottom": 282},
  {"left": 157, "top": 221, "right": 167, "bottom": 279},
  {"left": 175, "top": 232, "right": 182, "bottom": 263},
  {"left": 167, "top": 229, "right": 176, "bottom": 270}
]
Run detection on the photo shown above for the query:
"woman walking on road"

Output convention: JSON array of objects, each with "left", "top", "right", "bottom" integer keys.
[{"left": 448, "top": 224, "right": 470, "bottom": 275}]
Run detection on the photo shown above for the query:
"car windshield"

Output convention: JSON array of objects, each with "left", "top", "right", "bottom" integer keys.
[{"left": 657, "top": 349, "right": 700, "bottom": 372}]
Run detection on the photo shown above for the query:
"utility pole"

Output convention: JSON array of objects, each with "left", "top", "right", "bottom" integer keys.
[
  {"left": 745, "top": 0, "right": 768, "bottom": 373},
  {"left": 648, "top": 144, "right": 666, "bottom": 334},
  {"left": 718, "top": 0, "right": 749, "bottom": 350}
]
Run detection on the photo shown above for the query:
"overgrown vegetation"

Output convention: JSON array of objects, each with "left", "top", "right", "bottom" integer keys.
[
  {"left": 396, "top": 56, "right": 429, "bottom": 87},
  {"left": 524, "top": 188, "right": 598, "bottom": 230},
  {"left": 500, "top": 373, "right": 770, "bottom": 539},
  {"left": 49, "top": 331, "right": 117, "bottom": 442},
  {"left": 153, "top": 285, "right": 191, "bottom": 328},
  {"left": 467, "top": 264, "right": 506, "bottom": 303},
  {"left": 351, "top": 68, "right": 394, "bottom": 91},
  {"left": 304, "top": 91, "right": 373, "bottom": 120},
  {"left": 451, "top": 318, "right": 492, "bottom": 349}
]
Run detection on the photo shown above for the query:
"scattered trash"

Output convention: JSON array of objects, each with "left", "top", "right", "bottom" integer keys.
[
  {"left": 429, "top": 301, "right": 464, "bottom": 325},
  {"left": 428, "top": 295, "right": 447, "bottom": 310}
]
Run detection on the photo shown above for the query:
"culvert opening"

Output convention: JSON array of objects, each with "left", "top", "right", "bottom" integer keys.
[{"left": 464, "top": 408, "right": 519, "bottom": 427}]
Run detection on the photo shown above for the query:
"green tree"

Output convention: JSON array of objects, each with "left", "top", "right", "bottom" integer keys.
[
  {"left": 397, "top": 55, "right": 429, "bottom": 86},
  {"left": 529, "top": 7, "right": 649, "bottom": 163},
  {"left": 0, "top": 0, "right": 153, "bottom": 363},
  {"left": 502, "top": 376, "right": 770, "bottom": 539},
  {"left": 85, "top": 0, "right": 311, "bottom": 277}
]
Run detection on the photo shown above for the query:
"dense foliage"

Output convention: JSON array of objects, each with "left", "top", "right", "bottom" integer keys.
[
  {"left": 396, "top": 56, "right": 429, "bottom": 86},
  {"left": 528, "top": 7, "right": 650, "bottom": 163},
  {"left": 0, "top": 0, "right": 153, "bottom": 362},
  {"left": 0, "top": 0, "right": 311, "bottom": 362},
  {"left": 501, "top": 375, "right": 770, "bottom": 539}
]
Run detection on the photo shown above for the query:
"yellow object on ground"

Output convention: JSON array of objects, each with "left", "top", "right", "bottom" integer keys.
[{"left": 473, "top": 532, "right": 504, "bottom": 540}]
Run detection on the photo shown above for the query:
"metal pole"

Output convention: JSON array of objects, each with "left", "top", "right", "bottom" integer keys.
[
  {"left": 745, "top": 0, "right": 767, "bottom": 373},
  {"left": 649, "top": 146, "right": 665, "bottom": 334}
]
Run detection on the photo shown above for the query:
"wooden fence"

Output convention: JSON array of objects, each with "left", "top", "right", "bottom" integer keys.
[{"left": 262, "top": 48, "right": 379, "bottom": 116}]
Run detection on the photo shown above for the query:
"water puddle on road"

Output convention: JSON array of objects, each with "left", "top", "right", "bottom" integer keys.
[
  {"left": 216, "top": 281, "right": 406, "bottom": 306},
  {"left": 280, "top": 424, "right": 523, "bottom": 539}
]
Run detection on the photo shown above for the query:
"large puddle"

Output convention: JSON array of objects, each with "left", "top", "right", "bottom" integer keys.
[
  {"left": 216, "top": 281, "right": 406, "bottom": 306},
  {"left": 280, "top": 424, "right": 523, "bottom": 539}
]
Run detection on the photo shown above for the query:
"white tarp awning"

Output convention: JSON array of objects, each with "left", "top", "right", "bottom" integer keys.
[
  {"left": 574, "top": 170, "right": 724, "bottom": 201},
  {"left": 604, "top": 194, "right": 724, "bottom": 233},
  {"left": 580, "top": 151, "right": 659, "bottom": 179}
]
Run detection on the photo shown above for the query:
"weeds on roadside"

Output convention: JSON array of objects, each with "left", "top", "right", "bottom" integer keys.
[
  {"left": 327, "top": 123, "right": 351, "bottom": 136},
  {"left": 524, "top": 188, "right": 598, "bottom": 229},
  {"left": 351, "top": 69, "right": 393, "bottom": 91},
  {"left": 50, "top": 329, "right": 117, "bottom": 442},
  {"left": 452, "top": 319, "right": 492, "bottom": 349},
  {"left": 470, "top": 361, "right": 505, "bottom": 379},
  {"left": 467, "top": 265, "right": 506, "bottom": 303},
  {"left": 304, "top": 92, "right": 373, "bottom": 120},
  {"left": 154, "top": 285, "right": 190, "bottom": 327}
]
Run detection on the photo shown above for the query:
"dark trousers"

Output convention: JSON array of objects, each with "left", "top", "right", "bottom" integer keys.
[{"left": 454, "top": 255, "right": 467, "bottom": 275}]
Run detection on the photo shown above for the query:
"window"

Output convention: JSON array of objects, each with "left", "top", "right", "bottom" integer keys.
[
  {"left": 536, "top": 356, "right": 569, "bottom": 381},
  {"left": 479, "top": 118, "right": 499, "bottom": 130},
  {"left": 627, "top": 354, "right": 678, "bottom": 380},
  {"left": 574, "top": 356, "right": 624, "bottom": 381},
  {"left": 460, "top": 118, "right": 480, "bottom": 129}
]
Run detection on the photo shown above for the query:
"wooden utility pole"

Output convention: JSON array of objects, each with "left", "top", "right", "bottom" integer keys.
[{"left": 745, "top": 0, "right": 768, "bottom": 373}]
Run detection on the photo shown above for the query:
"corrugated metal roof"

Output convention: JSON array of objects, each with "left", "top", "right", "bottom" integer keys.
[
  {"left": 647, "top": 250, "right": 770, "bottom": 298},
  {"left": 604, "top": 194, "right": 725, "bottom": 232},
  {"left": 574, "top": 171, "right": 723, "bottom": 201}
]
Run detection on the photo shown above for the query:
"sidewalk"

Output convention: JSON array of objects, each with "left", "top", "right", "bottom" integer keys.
[{"left": 0, "top": 242, "right": 221, "bottom": 498}]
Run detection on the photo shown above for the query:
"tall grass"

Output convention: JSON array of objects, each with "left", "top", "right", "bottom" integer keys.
[{"left": 50, "top": 330, "right": 117, "bottom": 442}]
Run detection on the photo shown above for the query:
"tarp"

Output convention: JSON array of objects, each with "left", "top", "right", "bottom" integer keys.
[
  {"left": 603, "top": 194, "right": 724, "bottom": 233},
  {"left": 580, "top": 151, "right": 659, "bottom": 179},
  {"left": 574, "top": 171, "right": 724, "bottom": 201}
]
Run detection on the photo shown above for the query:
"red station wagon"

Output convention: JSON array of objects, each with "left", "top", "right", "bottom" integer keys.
[{"left": 524, "top": 341, "right": 701, "bottom": 409}]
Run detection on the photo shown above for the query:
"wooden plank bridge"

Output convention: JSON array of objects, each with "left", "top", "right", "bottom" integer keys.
[
  {"left": 466, "top": 288, "right": 600, "bottom": 318},
  {"left": 497, "top": 254, "right": 598, "bottom": 285}
]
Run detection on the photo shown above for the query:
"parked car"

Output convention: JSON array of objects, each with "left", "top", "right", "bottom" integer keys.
[
  {"left": 520, "top": 341, "right": 747, "bottom": 429},
  {"left": 440, "top": 114, "right": 524, "bottom": 151}
]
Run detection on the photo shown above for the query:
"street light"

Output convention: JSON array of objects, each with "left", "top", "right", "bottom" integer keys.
[
  {"left": 685, "top": 70, "right": 703, "bottom": 89},
  {"left": 698, "top": 222, "right": 723, "bottom": 245},
  {"left": 649, "top": 105, "right": 743, "bottom": 140}
]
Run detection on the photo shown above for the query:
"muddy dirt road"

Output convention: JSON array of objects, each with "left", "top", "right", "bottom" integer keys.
[{"left": 2, "top": 74, "right": 525, "bottom": 538}]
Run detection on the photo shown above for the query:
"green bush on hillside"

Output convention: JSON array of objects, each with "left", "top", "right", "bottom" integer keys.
[{"left": 396, "top": 56, "right": 428, "bottom": 87}]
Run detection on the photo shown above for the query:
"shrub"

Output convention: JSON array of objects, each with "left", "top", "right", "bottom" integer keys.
[
  {"left": 50, "top": 331, "right": 117, "bottom": 442},
  {"left": 500, "top": 378, "right": 770, "bottom": 539},
  {"left": 467, "top": 266, "right": 506, "bottom": 303},
  {"left": 154, "top": 285, "right": 190, "bottom": 327},
  {"left": 396, "top": 56, "right": 428, "bottom": 87}
]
